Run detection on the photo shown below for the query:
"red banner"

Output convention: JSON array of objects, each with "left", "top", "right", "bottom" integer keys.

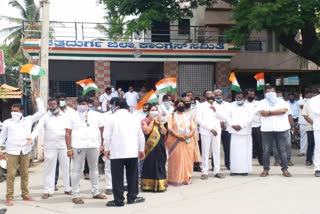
[{"left": 0, "top": 50, "right": 4, "bottom": 75}]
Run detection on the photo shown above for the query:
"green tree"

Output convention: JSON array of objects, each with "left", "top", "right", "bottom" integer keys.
[
  {"left": 0, "top": 0, "right": 41, "bottom": 56},
  {"left": 227, "top": 0, "right": 320, "bottom": 66},
  {"left": 101, "top": 0, "right": 216, "bottom": 33}
]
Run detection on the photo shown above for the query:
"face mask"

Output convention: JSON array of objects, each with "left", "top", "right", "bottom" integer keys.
[
  {"left": 277, "top": 96, "right": 284, "bottom": 100},
  {"left": 111, "top": 88, "right": 115, "bottom": 92},
  {"left": 176, "top": 106, "right": 185, "bottom": 112},
  {"left": 89, "top": 106, "right": 95, "bottom": 111},
  {"left": 236, "top": 100, "right": 244, "bottom": 106},
  {"left": 77, "top": 105, "right": 89, "bottom": 113},
  {"left": 184, "top": 103, "right": 192, "bottom": 109},
  {"left": 247, "top": 96, "right": 255, "bottom": 102},
  {"left": 110, "top": 105, "right": 115, "bottom": 113},
  {"left": 215, "top": 98, "right": 223, "bottom": 103},
  {"left": 51, "top": 109, "right": 60, "bottom": 115},
  {"left": 191, "top": 103, "right": 196, "bottom": 108},
  {"left": 163, "top": 101, "right": 171, "bottom": 109},
  {"left": 59, "top": 100, "right": 66, "bottom": 107},
  {"left": 149, "top": 111, "right": 159, "bottom": 117},
  {"left": 265, "top": 92, "right": 277, "bottom": 105},
  {"left": 11, "top": 112, "right": 23, "bottom": 121}
]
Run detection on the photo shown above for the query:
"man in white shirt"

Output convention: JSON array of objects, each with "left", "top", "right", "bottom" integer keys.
[
  {"left": 30, "top": 97, "right": 71, "bottom": 199},
  {"left": 159, "top": 95, "right": 174, "bottom": 123},
  {"left": 0, "top": 91, "right": 45, "bottom": 206},
  {"left": 99, "top": 87, "right": 114, "bottom": 112},
  {"left": 228, "top": 92, "right": 254, "bottom": 175},
  {"left": 213, "top": 89, "right": 232, "bottom": 170},
  {"left": 111, "top": 85, "right": 119, "bottom": 98},
  {"left": 104, "top": 98, "right": 145, "bottom": 207},
  {"left": 309, "top": 92, "right": 320, "bottom": 177},
  {"left": 54, "top": 93, "right": 75, "bottom": 190},
  {"left": 65, "top": 96, "right": 106, "bottom": 204},
  {"left": 245, "top": 89, "right": 263, "bottom": 165},
  {"left": 197, "top": 90, "right": 224, "bottom": 179},
  {"left": 258, "top": 86, "right": 292, "bottom": 177},
  {"left": 124, "top": 86, "right": 139, "bottom": 113},
  {"left": 133, "top": 103, "right": 150, "bottom": 122}
]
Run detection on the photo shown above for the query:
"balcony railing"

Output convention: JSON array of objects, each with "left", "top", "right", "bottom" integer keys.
[{"left": 22, "top": 20, "right": 226, "bottom": 44}]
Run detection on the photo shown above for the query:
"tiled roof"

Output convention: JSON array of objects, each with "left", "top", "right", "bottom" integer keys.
[{"left": 0, "top": 84, "right": 23, "bottom": 99}]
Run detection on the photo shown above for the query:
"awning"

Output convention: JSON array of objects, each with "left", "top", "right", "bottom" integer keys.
[{"left": 0, "top": 84, "right": 23, "bottom": 99}]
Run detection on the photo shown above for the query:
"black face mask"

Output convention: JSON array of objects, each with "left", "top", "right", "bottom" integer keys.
[
  {"left": 184, "top": 103, "right": 192, "bottom": 108},
  {"left": 176, "top": 106, "right": 185, "bottom": 112},
  {"left": 247, "top": 96, "right": 255, "bottom": 102}
]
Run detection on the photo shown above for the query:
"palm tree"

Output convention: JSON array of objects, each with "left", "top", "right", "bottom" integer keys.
[{"left": 0, "top": 0, "right": 41, "bottom": 56}]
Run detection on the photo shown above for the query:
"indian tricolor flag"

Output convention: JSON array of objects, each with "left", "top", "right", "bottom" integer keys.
[
  {"left": 136, "top": 90, "right": 158, "bottom": 110},
  {"left": 76, "top": 78, "right": 99, "bottom": 95},
  {"left": 155, "top": 77, "right": 177, "bottom": 94},
  {"left": 229, "top": 72, "right": 241, "bottom": 92},
  {"left": 20, "top": 64, "right": 46, "bottom": 78},
  {"left": 254, "top": 72, "right": 265, "bottom": 91}
]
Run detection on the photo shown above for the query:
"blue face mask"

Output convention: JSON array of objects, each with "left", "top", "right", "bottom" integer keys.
[
  {"left": 236, "top": 100, "right": 244, "bottom": 106},
  {"left": 191, "top": 103, "right": 196, "bottom": 108},
  {"left": 110, "top": 105, "right": 115, "bottom": 113},
  {"left": 215, "top": 98, "right": 223, "bottom": 103},
  {"left": 277, "top": 96, "right": 284, "bottom": 100},
  {"left": 163, "top": 101, "right": 171, "bottom": 110}
]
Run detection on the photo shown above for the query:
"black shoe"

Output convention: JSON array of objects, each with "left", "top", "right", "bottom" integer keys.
[
  {"left": 241, "top": 173, "right": 248, "bottom": 176},
  {"left": 315, "top": 170, "right": 320, "bottom": 177},
  {"left": 305, "top": 161, "right": 313, "bottom": 166},
  {"left": 106, "top": 200, "right": 124, "bottom": 207},
  {"left": 0, "top": 208, "right": 7, "bottom": 214},
  {"left": 127, "top": 196, "right": 145, "bottom": 204}
]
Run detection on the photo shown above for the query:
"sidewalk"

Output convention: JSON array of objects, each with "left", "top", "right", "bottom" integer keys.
[{"left": 0, "top": 150, "right": 319, "bottom": 214}]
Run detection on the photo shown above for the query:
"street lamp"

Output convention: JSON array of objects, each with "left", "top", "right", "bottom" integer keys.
[{"left": 22, "top": 74, "right": 31, "bottom": 116}]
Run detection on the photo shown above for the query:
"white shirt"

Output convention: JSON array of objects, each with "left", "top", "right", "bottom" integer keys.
[
  {"left": 227, "top": 103, "right": 253, "bottom": 135},
  {"left": 133, "top": 110, "right": 148, "bottom": 121},
  {"left": 66, "top": 110, "right": 104, "bottom": 148},
  {"left": 124, "top": 91, "right": 139, "bottom": 107},
  {"left": 287, "top": 100, "right": 300, "bottom": 119},
  {"left": 31, "top": 111, "right": 69, "bottom": 149},
  {"left": 61, "top": 106, "right": 75, "bottom": 116},
  {"left": 310, "top": 95, "right": 320, "bottom": 131},
  {"left": 298, "top": 98, "right": 308, "bottom": 125},
  {"left": 213, "top": 101, "right": 232, "bottom": 123},
  {"left": 159, "top": 103, "right": 174, "bottom": 123},
  {"left": 245, "top": 100, "right": 261, "bottom": 127},
  {"left": 257, "top": 98, "right": 291, "bottom": 132},
  {"left": 104, "top": 109, "right": 145, "bottom": 159},
  {"left": 0, "top": 98, "right": 45, "bottom": 155},
  {"left": 196, "top": 101, "right": 221, "bottom": 136},
  {"left": 99, "top": 93, "right": 114, "bottom": 112},
  {"left": 301, "top": 101, "right": 314, "bottom": 131}
]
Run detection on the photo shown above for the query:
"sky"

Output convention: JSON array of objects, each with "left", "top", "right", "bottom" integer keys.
[{"left": 0, "top": 0, "right": 106, "bottom": 43}]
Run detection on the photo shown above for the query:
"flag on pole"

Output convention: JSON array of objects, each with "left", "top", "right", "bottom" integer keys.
[
  {"left": 20, "top": 64, "right": 46, "bottom": 78},
  {"left": 229, "top": 72, "right": 241, "bottom": 92},
  {"left": 254, "top": 72, "right": 265, "bottom": 91},
  {"left": 155, "top": 77, "right": 177, "bottom": 94},
  {"left": 136, "top": 90, "right": 158, "bottom": 110},
  {"left": 76, "top": 78, "right": 99, "bottom": 95}
]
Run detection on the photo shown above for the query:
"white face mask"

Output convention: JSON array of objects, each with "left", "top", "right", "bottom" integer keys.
[
  {"left": 59, "top": 100, "right": 66, "bottom": 107},
  {"left": 265, "top": 92, "right": 277, "bottom": 105},
  {"left": 77, "top": 105, "right": 89, "bottom": 113},
  {"left": 149, "top": 111, "right": 159, "bottom": 118},
  {"left": 11, "top": 112, "right": 23, "bottom": 121}
]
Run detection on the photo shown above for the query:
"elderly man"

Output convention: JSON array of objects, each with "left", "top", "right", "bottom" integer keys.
[
  {"left": 30, "top": 97, "right": 71, "bottom": 199},
  {"left": 0, "top": 91, "right": 45, "bottom": 206},
  {"left": 258, "top": 86, "right": 292, "bottom": 177},
  {"left": 213, "top": 89, "right": 232, "bottom": 170},
  {"left": 65, "top": 95, "right": 106, "bottom": 204},
  {"left": 104, "top": 98, "right": 145, "bottom": 207}
]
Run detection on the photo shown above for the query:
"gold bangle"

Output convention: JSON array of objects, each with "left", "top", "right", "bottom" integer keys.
[{"left": 67, "top": 149, "right": 73, "bottom": 152}]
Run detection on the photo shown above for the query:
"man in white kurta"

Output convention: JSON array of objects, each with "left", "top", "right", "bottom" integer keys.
[
  {"left": 30, "top": 97, "right": 71, "bottom": 199},
  {"left": 309, "top": 93, "right": 320, "bottom": 177},
  {"left": 228, "top": 92, "right": 253, "bottom": 175}
]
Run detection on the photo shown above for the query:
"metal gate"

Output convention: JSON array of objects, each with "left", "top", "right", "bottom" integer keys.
[{"left": 178, "top": 63, "right": 214, "bottom": 96}]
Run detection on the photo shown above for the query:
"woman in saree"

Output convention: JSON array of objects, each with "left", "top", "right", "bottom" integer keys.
[
  {"left": 140, "top": 104, "right": 168, "bottom": 192},
  {"left": 167, "top": 99, "right": 196, "bottom": 186}
]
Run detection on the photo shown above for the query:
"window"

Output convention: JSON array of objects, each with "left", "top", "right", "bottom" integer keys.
[
  {"left": 178, "top": 19, "right": 190, "bottom": 35},
  {"left": 267, "top": 29, "right": 286, "bottom": 52}
]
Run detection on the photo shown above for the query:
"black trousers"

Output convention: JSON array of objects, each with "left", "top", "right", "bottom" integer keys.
[
  {"left": 83, "top": 157, "right": 89, "bottom": 174},
  {"left": 111, "top": 158, "right": 139, "bottom": 204},
  {"left": 252, "top": 127, "right": 263, "bottom": 164},
  {"left": 221, "top": 130, "right": 231, "bottom": 168},
  {"left": 55, "top": 160, "right": 59, "bottom": 185},
  {"left": 306, "top": 131, "right": 315, "bottom": 162}
]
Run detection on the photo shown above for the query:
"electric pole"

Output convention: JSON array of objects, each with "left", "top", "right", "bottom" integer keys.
[{"left": 38, "top": 0, "right": 50, "bottom": 161}]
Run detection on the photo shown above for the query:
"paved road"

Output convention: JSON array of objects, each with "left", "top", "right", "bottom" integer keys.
[{"left": 0, "top": 149, "right": 319, "bottom": 214}]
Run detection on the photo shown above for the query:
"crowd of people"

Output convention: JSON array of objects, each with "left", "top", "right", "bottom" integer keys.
[{"left": 0, "top": 84, "right": 319, "bottom": 209}]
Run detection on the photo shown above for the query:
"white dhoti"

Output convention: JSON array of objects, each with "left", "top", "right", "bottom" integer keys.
[
  {"left": 314, "top": 130, "right": 320, "bottom": 171},
  {"left": 103, "top": 157, "right": 127, "bottom": 189},
  {"left": 230, "top": 134, "right": 252, "bottom": 173},
  {"left": 43, "top": 148, "right": 71, "bottom": 194},
  {"left": 299, "top": 124, "right": 308, "bottom": 154}
]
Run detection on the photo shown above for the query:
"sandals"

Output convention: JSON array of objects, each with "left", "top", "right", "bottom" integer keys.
[
  {"left": 72, "top": 197, "right": 84, "bottom": 204},
  {"left": 92, "top": 193, "right": 107, "bottom": 199},
  {"left": 5, "top": 200, "right": 14, "bottom": 206},
  {"left": 260, "top": 170, "right": 269, "bottom": 177},
  {"left": 41, "top": 194, "right": 52, "bottom": 199},
  {"left": 22, "top": 196, "right": 35, "bottom": 201}
]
